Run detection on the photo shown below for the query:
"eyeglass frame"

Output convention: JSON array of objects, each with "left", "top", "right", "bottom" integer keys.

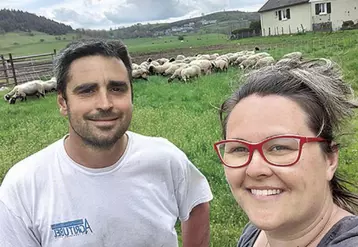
[{"left": 213, "top": 135, "right": 328, "bottom": 168}]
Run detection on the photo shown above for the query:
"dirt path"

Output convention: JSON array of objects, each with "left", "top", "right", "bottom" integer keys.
[{"left": 130, "top": 43, "right": 257, "bottom": 63}]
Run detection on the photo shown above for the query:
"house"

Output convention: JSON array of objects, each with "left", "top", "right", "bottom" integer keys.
[
  {"left": 258, "top": 0, "right": 358, "bottom": 36},
  {"left": 200, "top": 19, "right": 217, "bottom": 25}
]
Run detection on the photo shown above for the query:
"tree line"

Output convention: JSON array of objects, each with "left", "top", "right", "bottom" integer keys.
[{"left": 0, "top": 9, "right": 73, "bottom": 35}]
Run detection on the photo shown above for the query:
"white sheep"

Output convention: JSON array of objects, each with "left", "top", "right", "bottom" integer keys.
[
  {"left": 189, "top": 60, "right": 212, "bottom": 75},
  {"left": 40, "top": 77, "right": 57, "bottom": 93},
  {"left": 5, "top": 80, "right": 45, "bottom": 104},
  {"left": 0, "top": 86, "right": 8, "bottom": 92},
  {"left": 254, "top": 56, "right": 275, "bottom": 69},
  {"left": 180, "top": 65, "right": 201, "bottom": 83},
  {"left": 239, "top": 57, "right": 257, "bottom": 69},
  {"left": 176, "top": 54, "right": 186, "bottom": 61},
  {"left": 167, "top": 65, "right": 189, "bottom": 83},
  {"left": 148, "top": 63, "right": 172, "bottom": 75},
  {"left": 163, "top": 63, "right": 186, "bottom": 76},
  {"left": 234, "top": 55, "right": 249, "bottom": 66},
  {"left": 155, "top": 58, "right": 169, "bottom": 65},
  {"left": 212, "top": 59, "right": 229, "bottom": 72},
  {"left": 276, "top": 58, "right": 300, "bottom": 67},
  {"left": 132, "top": 68, "right": 149, "bottom": 81},
  {"left": 282, "top": 51, "right": 303, "bottom": 60}
]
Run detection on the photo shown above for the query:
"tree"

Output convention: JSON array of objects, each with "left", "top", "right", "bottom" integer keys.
[{"left": 249, "top": 20, "right": 261, "bottom": 32}]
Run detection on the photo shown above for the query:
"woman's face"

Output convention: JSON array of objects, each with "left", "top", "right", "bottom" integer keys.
[{"left": 224, "top": 94, "right": 338, "bottom": 232}]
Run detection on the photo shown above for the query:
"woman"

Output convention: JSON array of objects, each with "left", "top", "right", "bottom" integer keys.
[{"left": 214, "top": 58, "right": 358, "bottom": 246}]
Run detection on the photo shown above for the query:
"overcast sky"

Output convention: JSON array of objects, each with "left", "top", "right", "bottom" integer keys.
[{"left": 0, "top": 0, "right": 266, "bottom": 30}]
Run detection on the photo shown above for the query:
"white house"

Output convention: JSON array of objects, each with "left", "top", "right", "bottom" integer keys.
[{"left": 258, "top": 0, "right": 358, "bottom": 36}]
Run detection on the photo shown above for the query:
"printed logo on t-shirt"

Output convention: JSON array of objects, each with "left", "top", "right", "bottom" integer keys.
[{"left": 51, "top": 218, "right": 93, "bottom": 238}]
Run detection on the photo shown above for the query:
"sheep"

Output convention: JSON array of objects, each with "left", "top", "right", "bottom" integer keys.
[
  {"left": 155, "top": 58, "right": 169, "bottom": 65},
  {"left": 233, "top": 55, "right": 249, "bottom": 66},
  {"left": 228, "top": 53, "right": 242, "bottom": 65},
  {"left": 282, "top": 51, "right": 303, "bottom": 60},
  {"left": 5, "top": 80, "right": 45, "bottom": 104},
  {"left": 276, "top": 58, "right": 300, "bottom": 67},
  {"left": 180, "top": 65, "right": 201, "bottom": 83},
  {"left": 216, "top": 55, "right": 230, "bottom": 63},
  {"left": 239, "top": 53, "right": 271, "bottom": 69},
  {"left": 183, "top": 57, "right": 197, "bottom": 63},
  {"left": 212, "top": 59, "right": 229, "bottom": 72},
  {"left": 40, "top": 77, "right": 57, "bottom": 93},
  {"left": 209, "top": 53, "right": 219, "bottom": 60},
  {"left": 132, "top": 68, "right": 149, "bottom": 81},
  {"left": 140, "top": 61, "right": 151, "bottom": 70},
  {"left": 167, "top": 65, "right": 190, "bottom": 83},
  {"left": 163, "top": 63, "right": 186, "bottom": 76},
  {"left": 254, "top": 56, "right": 275, "bottom": 69},
  {"left": 197, "top": 54, "right": 211, "bottom": 60},
  {"left": 132, "top": 63, "right": 140, "bottom": 70},
  {"left": 239, "top": 57, "right": 258, "bottom": 69},
  {"left": 0, "top": 86, "right": 8, "bottom": 92},
  {"left": 189, "top": 60, "right": 212, "bottom": 75},
  {"left": 176, "top": 54, "right": 185, "bottom": 61},
  {"left": 148, "top": 63, "right": 172, "bottom": 75}
]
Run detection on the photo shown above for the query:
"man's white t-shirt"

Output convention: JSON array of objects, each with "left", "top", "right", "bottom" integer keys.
[{"left": 0, "top": 131, "right": 213, "bottom": 247}]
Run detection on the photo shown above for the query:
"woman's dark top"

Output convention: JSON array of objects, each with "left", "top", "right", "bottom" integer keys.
[{"left": 238, "top": 216, "right": 358, "bottom": 247}]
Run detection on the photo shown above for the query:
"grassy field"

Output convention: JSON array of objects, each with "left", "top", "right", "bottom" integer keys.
[
  {"left": 0, "top": 32, "right": 231, "bottom": 56},
  {"left": 1, "top": 30, "right": 358, "bottom": 246}
]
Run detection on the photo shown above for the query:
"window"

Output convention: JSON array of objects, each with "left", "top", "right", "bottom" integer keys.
[
  {"left": 315, "top": 2, "right": 331, "bottom": 15},
  {"left": 278, "top": 8, "right": 291, "bottom": 21}
]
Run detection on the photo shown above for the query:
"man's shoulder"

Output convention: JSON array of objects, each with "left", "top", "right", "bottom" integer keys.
[
  {"left": 321, "top": 215, "right": 358, "bottom": 247},
  {"left": 1, "top": 138, "right": 63, "bottom": 186}
]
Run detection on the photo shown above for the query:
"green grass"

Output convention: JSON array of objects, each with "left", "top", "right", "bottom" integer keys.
[
  {"left": 0, "top": 32, "right": 231, "bottom": 56},
  {"left": 0, "top": 32, "right": 77, "bottom": 56},
  {"left": 2, "top": 30, "right": 358, "bottom": 246}
]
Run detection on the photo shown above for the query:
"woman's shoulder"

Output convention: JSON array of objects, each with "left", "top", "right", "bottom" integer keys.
[
  {"left": 319, "top": 215, "right": 358, "bottom": 247},
  {"left": 237, "top": 223, "right": 261, "bottom": 247}
]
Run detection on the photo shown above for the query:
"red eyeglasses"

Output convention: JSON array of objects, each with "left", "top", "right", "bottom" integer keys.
[{"left": 214, "top": 135, "right": 327, "bottom": 168}]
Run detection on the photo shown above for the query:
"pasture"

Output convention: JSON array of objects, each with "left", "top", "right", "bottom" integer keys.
[{"left": 1, "top": 30, "right": 358, "bottom": 246}]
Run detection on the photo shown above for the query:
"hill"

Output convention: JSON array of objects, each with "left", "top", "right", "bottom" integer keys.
[
  {"left": 0, "top": 9, "right": 73, "bottom": 35},
  {"left": 107, "top": 10, "right": 260, "bottom": 39}
]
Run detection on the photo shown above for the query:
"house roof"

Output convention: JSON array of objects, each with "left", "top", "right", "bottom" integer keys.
[{"left": 258, "top": 0, "right": 309, "bottom": 12}]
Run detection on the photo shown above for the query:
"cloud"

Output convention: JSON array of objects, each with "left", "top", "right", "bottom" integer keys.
[
  {"left": 52, "top": 8, "right": 112, "bottom": 28},
  {"left": 1, "top": 0, "right": 266, "bottom": 29},
  {"left": 104, "top": 0, "right": 190, "bottom": 24}
]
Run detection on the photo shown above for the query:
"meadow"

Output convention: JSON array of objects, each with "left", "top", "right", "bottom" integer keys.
[{"left": 1, "top": 30, "right": 358, "bottom": 246}]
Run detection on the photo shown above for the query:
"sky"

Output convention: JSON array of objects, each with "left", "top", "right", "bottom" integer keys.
[{"left": 0, "top": 0, "right": 266, "bottom": 30}]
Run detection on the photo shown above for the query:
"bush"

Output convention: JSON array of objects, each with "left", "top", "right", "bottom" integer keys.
[
  {"left": 40, "top": 39, "right": 45, "bottom": 42},
  {"left": 341, "top": 20, "right": 358, "bottom": 30},
  {"left": 178, "top": 35, "right": 184, "bottom": 41}
]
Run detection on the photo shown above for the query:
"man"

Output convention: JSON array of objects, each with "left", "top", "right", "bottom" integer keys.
[{"left": 0, "top": 39, "right": 213, "bottom": 247}]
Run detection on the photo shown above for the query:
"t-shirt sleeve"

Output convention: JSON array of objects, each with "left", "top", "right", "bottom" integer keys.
[
  {"left": 0, "top": 200, "right": 40, "bottom": 247},
  {"left": 176, "top": 159, "right": 213, "bottom": 221}
]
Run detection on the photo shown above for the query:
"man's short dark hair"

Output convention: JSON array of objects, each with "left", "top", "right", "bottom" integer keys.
[{"left": 54, "top": 39, "right": 133, "bottom": 99}]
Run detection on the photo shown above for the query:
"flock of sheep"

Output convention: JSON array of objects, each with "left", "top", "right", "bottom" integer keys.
[
  {"left": 3, "top": 77, "right": 57, "bottom": 104},
  {"left": 2, "top": 50, "right": 303, "bottom": 104},
  {"left": 131, "top": 50, "right": 303, "bottom": 83}
]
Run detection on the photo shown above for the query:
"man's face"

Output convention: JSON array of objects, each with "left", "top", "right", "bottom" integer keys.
[{"left": 58, "top": 55, "right": 133, "bottom": 149}]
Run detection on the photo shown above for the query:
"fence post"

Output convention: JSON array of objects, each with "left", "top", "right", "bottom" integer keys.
[
  {"left": 1, "top": 55, "right": 9, "bottom": 85},
  {"left": 9, "top": 53, "right": 17, "bottom": 85},
  {"left": 53, "top": 49, "right": 57, "bottom": 55}
]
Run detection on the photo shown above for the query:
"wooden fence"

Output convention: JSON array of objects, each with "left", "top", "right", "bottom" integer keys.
[{"left": 0, "top": 50, "right": 56, "bottom": 87}]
